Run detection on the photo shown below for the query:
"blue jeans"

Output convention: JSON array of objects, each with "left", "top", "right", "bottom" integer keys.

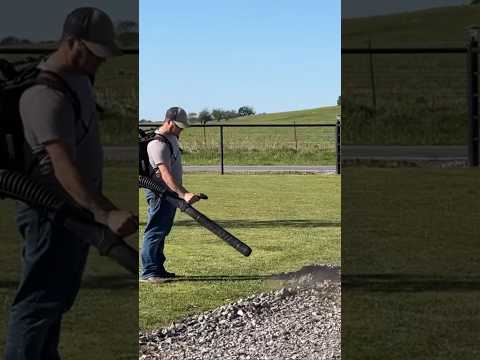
[
  {"left": 141, "top": 189, "right": 177, "bottom": 278},
  {"left": 5, "top": 203, "right": 90, "bottom": 360}
]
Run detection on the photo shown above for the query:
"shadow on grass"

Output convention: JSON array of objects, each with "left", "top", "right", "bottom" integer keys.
[
  {"left": 140, "top": 219, "right": 341, "bottom": 228},
  {"left": 272, "top": 264, "right": 340, "bottom": 282},
  {"left": 156, "top": 265, "right": 342, "bottom": 284},
  {"left": 156, "top": 274, "right": 272, "bottom": 283},
  {"left": 0, "top": 275, "right": 137, "bottom": 290},
  {"left": 342, "top": 273, "right": 480, "bottom": 292}
]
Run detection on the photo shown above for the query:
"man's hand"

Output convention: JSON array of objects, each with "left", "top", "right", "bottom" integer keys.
[
  {"left": 183, "top": 192, "right": 201, "bottom": 204},
  {"left": 106, "top": 210, "right": 139, "bottom": 237},
  {"left": 46, "top": 140, "right": 138, "bottom": 237},
  {"left": 156, "top": 164, "right": 205, "bottom": 205}
]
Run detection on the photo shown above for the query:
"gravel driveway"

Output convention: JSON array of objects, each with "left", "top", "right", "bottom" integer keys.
[{"left": 139, "top": 266, "right": 341, "bottom": 360}]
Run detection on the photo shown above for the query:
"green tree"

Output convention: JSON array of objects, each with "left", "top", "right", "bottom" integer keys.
[
  {"left": 238, "top": 106, "right": 255, "bottom": 117},
  {"left": 211, "top": 109, "right": 225, "bottom": 121},
  {"left": 116, "top": 20, "right": 138, "bottom": 34},
  {"left": 188, "top": 112, "right": 198, "bottom": 122},
  {"left": 198, "top": 110, "right": 213, "bottom": 124},
  {"left": 0, "top": 36, "right": 31, "bottom": 45},
  {"left": 115, "top": 20, "right": 138, "bottom": 47},
  {"left": 223, "top": 110, "right": 238, "bottom": 120}
]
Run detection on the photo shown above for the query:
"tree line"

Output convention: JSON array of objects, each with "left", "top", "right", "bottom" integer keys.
[
  {"left": 140, "top": 106, "right": 256, "bottom": 124},
  {"left": 0, "top": 20, "right": 138, "bottom": 47}
]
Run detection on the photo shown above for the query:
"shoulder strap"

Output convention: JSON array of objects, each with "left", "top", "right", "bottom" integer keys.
[
  {"left": 34, "top": 70, "right": 82, "bottom": 125},
  {"left": 154, "top": 133, "right": 175, "bottom": 159},
  {"left": 24, "top": 69, "right": 88, "bottom": 174},
  {"left": 34, "top": 70, "right": 91, "bottom": 146}
]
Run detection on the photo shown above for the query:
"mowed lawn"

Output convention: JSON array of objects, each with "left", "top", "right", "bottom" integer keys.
[
  {"left": 139, "top": 173, "right": 340, "bottom": 330},
  {"left": 342, "top": 167, "right": 480, "bottom": 359},
  {"left": 0, "top": 165, "right": 139, "bottom": 360}
]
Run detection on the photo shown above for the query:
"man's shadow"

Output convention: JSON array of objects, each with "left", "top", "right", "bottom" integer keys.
[
  {"left": 342, "top": 273, "right": 480, "bottom": 292},
  {"left": 139, "top": 219, "right": 341, "bottom": 228}
]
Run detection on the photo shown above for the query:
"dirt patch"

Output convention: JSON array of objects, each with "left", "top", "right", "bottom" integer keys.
[{"left": 270, "top": 264, "right": 340, "bottom": 285}]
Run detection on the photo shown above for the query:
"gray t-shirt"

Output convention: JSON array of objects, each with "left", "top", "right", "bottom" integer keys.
[
  {"left": 19, "top": 56, "right": 103, "bottom": 195},
  {"left": 147, "top": 131, "right": 183, "bottom": 185}
]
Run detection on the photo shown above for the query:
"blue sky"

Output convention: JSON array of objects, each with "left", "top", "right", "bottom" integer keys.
[
  {"left": 140, "top": 0, "right": 340, "bottom": 120},
  {"left": 343, "top": 0, "right": 464, "bottom": 18}
]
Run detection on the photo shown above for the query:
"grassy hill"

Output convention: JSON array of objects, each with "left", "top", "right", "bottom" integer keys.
[
  {"left": 178, "top": 106, "right": 340, "bottom": 166},
  {"left": 343, "top": 5, "right": 480, "bottom": 47},
  {"left": 211, "top": 106, "right": 340, "bottom": 125},
  {"left": 342, "top": 5, "right": 473, "bottom": 145},
  {"left": 142, "top": 107, "right": 340, "bottom": 127}
]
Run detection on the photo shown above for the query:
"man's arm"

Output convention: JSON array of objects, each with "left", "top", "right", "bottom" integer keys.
[
  {"left": 45, "top": 140, "right": 138, "bottom": 236},
  {"left": 156, "top": 164, "right": 200, "bottom": 204}
]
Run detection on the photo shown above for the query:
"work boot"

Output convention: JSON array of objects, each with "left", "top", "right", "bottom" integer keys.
[
  {"left": 140, "top": 271, "right": 176, "bottom": 283},
  {"left": 158, "top": 270, "right": 176, "bottom": 278},
  {"left": 140, "top": 277, "right": 167, "bottom": 284}
]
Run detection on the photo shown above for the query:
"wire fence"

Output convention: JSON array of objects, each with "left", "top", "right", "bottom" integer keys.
[
  {"left": 342, "top": 27, "right": 480, "bottom": 166},
  {"left": 139, "top": 122, "right": 342, "bottom": 174},
  {"left": 1, "top": 46, "right": 342, "bottom": 172}
]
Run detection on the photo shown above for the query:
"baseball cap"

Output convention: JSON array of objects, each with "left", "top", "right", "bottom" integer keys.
[
  {"left": 165, "top": 107, "right": 190, "bottom": 129},
  {"left": 63, "top": 7, "right": 122, "bottom": 58}
]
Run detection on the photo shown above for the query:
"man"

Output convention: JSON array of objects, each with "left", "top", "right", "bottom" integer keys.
[
  {"left": 5, "top": 7, "right": 138, "bottom": 360},
  {"left": 141, "top": 107, "right": 203, "bottom": 282}
]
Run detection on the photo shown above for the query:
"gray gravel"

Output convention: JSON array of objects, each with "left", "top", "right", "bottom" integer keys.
[{"left": 139, "top": 276, "right": 340, "bottom": 360}]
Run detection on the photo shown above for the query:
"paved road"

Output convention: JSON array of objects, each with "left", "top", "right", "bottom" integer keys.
[
  {"left": 183, "top": 165, "right": 337, "bottom": 174},
  {"left": 342, "top": 145, "right": 467, "bottom": 161},
  {"left": 104, "top": 145, "right": 470, "bottom": 169},
  {"left": 103, "top": 147, "right": 337, "bottom": 173}
]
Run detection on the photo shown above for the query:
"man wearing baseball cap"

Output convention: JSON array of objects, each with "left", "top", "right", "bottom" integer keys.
[
  {"left": 141, "top": 107, "right": 205, "bottom": 283},
  {"left": 5, "top": 7, "right": 138, "bottom": 359},
  {"left": 62, "top": 7, "right": 123, "bottom": 59}
]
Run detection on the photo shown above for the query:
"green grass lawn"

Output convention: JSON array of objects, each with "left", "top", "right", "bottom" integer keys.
[
  {"left": 343, "top": 167, "right": 480, "bottom": 274},
  {"left": 0, "top": 165, "right": 139, "bottom": 359},
  {"left": 342, "top": 167, "right": 480, "bottom": 359},
  {"left": 139, "top": 173, "right": 340, "bottom": 330}
]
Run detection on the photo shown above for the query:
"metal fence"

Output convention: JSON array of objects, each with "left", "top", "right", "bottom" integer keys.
[
  {"left": 139, "top": 122, "right": 342, "bottom": 174},
  {"left": 342, "top": 27, "right": 480, "bottom": 167},
  {"left": 2, "top": 46, "right": 341, "bottom": 173}
]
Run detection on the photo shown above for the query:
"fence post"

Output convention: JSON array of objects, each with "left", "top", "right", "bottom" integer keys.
[
  {"left": 220, "top": 126, "right": 225, "bottom": 174},
  {"left": 293, "top": 121, "right": 298, "bottom": 152},
  {"left": 336, "top": 116, "right": 341, "bottom": 174},
  {"left": 467, "top": 26, "right": 480, "bottom": 167},
  {"left": 203, "top": 122, "right": 207, "bottom": 146},
  {"left": 368, "top": 39, "right": 377, "bottom": 111}
]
